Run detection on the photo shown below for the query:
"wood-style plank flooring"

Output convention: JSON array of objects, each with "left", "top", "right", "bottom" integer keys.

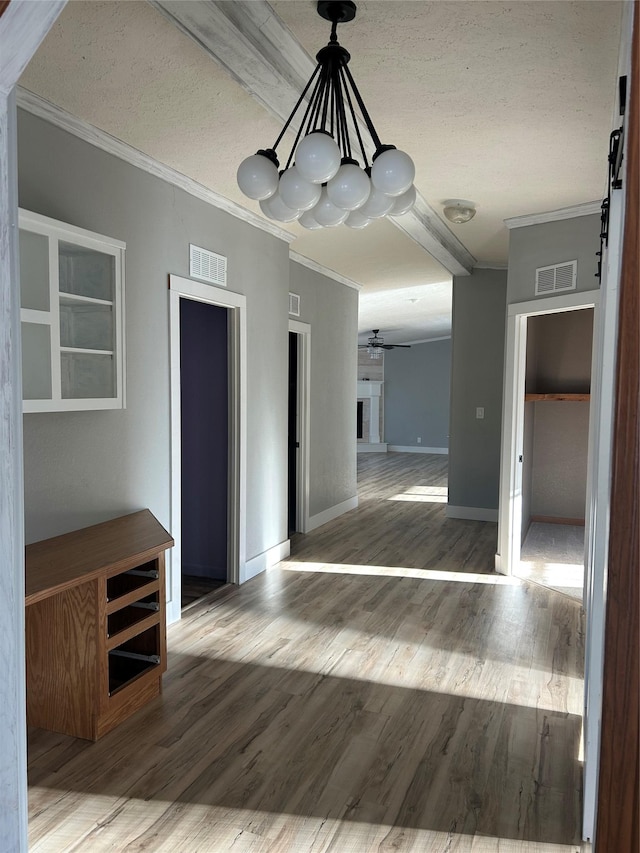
[{"left": 28, "top": 453, "right": 585, "bottom": 852}]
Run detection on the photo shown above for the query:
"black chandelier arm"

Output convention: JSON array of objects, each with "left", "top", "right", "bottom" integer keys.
[
  {"left": 283, "top": 69, "right": 326, "bottom": 170},
  {"left": 271, "top": 62, "right": 322, "bottom": 152},
  {"left": 341, "top": 62, "right": 383, "bottom": 152},
  {"left": 339, "top": 65, "right": 369, "bottom": 167},
  {"left": 336, "top": 67, "right": 353, "bottom": 159}
]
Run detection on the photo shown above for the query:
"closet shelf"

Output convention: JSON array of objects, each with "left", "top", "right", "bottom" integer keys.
[{"left": 524, "top": 393, "right": 590, "bottom": 402}]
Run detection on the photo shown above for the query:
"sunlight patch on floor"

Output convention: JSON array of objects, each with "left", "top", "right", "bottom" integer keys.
[
  {"left": 517, "top": 561, "right": 584, "bottom": 589},
  {"left": 281, "top": 560, "right": 520, "bottom": 586},
  {"left": 388, "top": 484, "right": 448, "bottom": 504},
  {"left": 27, "top": 795, "right": 584, "bottom": 852}
]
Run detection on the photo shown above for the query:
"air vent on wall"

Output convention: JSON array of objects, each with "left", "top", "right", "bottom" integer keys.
[
  {"left": 289, "top": 292, "right": 301, "bottom": 317},
  {"left": 189, "top": 244, "right": 227, "bottom": 286},
  {"left": 535, "top": 260, "right": 577, "bottom": 296}
]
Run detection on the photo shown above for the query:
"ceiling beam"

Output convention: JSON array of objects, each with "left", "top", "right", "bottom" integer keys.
[{"left": 150, "top": 0, "right": 475, "bottom": 277}]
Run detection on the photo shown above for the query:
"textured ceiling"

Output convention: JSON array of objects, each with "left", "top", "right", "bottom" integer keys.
[{"left": 19, "top": 0, "right": 622, "bottom": 342}]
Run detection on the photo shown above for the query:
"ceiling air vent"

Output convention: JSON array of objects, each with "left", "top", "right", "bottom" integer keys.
[
  {"left": 289, "top": 292, "right": 301, "bottom": 317},
  {"left": 189, "top": 244, "right": 227, "bottom": 286},
  {"left": 535, "top": 260, "right": 577, "bottom": 296}
]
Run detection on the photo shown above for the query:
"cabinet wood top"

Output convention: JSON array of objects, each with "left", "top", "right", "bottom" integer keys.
[{"left": 25, "top": 510, "right": 173, "bottom": 606}]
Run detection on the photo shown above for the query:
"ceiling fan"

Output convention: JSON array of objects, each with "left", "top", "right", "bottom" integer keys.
[{"left": 358, "top": 330, "right": 411, "bottom": 357}]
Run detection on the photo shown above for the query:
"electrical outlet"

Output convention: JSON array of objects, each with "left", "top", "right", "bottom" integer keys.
[
  {"left": 476, "top": 407, "right": 485, "bottom": 419},
  {"left": 417, "top": 437, "right": 421, "bottom": 443}
]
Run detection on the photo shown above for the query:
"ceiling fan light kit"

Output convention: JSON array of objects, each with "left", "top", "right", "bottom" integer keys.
[
  {"left": 237, "top": 1, "right": 416, "bottom": 230},
  {"left": 359, "top": 329, "right": 412, "bottom": 358}
]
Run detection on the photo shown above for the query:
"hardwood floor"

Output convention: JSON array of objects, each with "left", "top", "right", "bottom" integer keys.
[{"left": 27, "top": 454, "right": 585, "bottom": 852}]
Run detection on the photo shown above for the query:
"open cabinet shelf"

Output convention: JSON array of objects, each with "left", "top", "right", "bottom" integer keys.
[{"left": 25, "top": 510, "right": 173, "bottom": 740}]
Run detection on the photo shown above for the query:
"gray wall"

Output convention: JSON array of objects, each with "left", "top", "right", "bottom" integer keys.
[
  {"left": 507, "top": 214, "right": 601, "bottom": 304},
  {"left": 448, "top": 269, "right": 507, "bottom": 511},
  {"left": 530, "top": 401, "right": 590, "bottom": 519},
  {"left": 289, "top": 262, "right": 358, "bottom": 517},
  {"left": 384, "top": 338, "right": 451, "bottom": 449},
  {"left": 18, "top": 110, "right": 356, "bottom": 567}
]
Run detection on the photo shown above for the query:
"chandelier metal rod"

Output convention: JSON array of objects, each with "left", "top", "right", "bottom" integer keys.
[
  {"left": 283, "top": 68, "right": 325, "bottom": 170},
  {"left": 271, "top": 63, "right": 322, "bottom": 153},
  {"left": 341, "top": 62, "right": 383, "bottom": 152},
  {"left": 339, "top": 66, "right": 369, "bottom": 167}
]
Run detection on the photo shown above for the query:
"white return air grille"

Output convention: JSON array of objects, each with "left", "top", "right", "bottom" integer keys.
[
  {"left": 289, "top": 292, "right": 301, "bottom": 316},
  {"left": 535, "top": 260, "right": 577, "bottom": 296},
  {"left": 189, "top": 244, "right": 227, "bottom": 286}
]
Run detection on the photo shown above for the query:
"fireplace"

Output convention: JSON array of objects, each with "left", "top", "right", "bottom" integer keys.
[{"left": 356, "top": 380, "right": 387, "bottom": 452}]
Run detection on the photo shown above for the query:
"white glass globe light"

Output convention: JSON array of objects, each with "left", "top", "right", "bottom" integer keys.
[
  {"left": 237, "top": 152, "right": 279, "bottom": 200},
  {"left": 359, "top": 186, "right": 394, "bottom": 219},
  {"left": 278, "top": 165, "right": 322, "bottom": 212},
  {"left": 389, "top": 184, "right": 417, "bottom": 216},
  {"left": 299, "top": 210, "right": 323, "bottom": 230},
  {"left": 326, "top": 161, "right": 371, "bottom": 211},
  {"left": 345, "top": 210, "right": 372, "bottom": 229},
  {"left": 259, "top": 195, "right": 301, "bottom": 223},
  {"left": 371, "top": 148, "right": 415, "bottom": 197},
  {"left": 295, "top": 131, "right": 341, "bottom": 185},
  {"left": 312, "top": 188, "right": 349, "bottom": 227}
]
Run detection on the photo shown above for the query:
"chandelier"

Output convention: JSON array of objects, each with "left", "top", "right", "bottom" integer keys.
[{"left": 237, "top": 1, "right": 416, "bottom": 230}]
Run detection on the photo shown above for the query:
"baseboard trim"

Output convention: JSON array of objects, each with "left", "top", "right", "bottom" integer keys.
[
  {"left": 242, "top": 539, "right": 290, "bottom": 583},
  {"left": 357, "top": 443, "right": 388, "bottom": 453},
  {"left": 446, "top": 505, "right": 498, "bottom": 522},
  {"left": 388, "top": 445, "right": 448, "bottom": 454},
  {"left": 307, "top": 496, "right": 358, "bottom": 532}
]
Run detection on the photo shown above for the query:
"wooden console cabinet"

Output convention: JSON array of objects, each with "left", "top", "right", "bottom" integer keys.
[{"left": 25, "top": 510, "right": 173, "bottom": 740}]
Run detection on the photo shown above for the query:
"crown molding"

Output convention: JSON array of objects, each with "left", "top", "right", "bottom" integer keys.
[
  {"left": 290, "top": 252, "right": 362, "bottom": 291},
  {"left": 16, "top": 87, "right": 295, "bottom": 245},
  {"left": 151, "top": 0, "right": 475, "bottom": 277},
  {"left": 504, "top": 201, "right": 602, "bottom": 230}
]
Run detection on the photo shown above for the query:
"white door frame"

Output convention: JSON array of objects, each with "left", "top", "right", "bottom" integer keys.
[
  {"left": 496, "top": 289, "right": 600, "bottom": 577},
  {"left": 168, "top": 274, "right": 247, "bottom": 623},
  {"left": 288, "top": 319, "right": 311, "bottom": 533}
]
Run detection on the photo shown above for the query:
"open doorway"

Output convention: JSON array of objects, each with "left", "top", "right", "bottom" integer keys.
[
  {"left": 517, "top": 308, "right": 594, "bottom": 599},
  {"left": 180, "top": 298, "right": 228, "bottom": 608},
  {"left": 287, "top": 319, "right": 310, "bottom": 535},
  {"left": 168, "top": 274, "right": 246, "bottom": 624},
  {"left": 497, "top": 290, "right": 600, "bottom": 601}
]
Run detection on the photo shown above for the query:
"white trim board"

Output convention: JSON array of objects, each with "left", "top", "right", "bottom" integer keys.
[
  {"left": 357, "top": 443, "right": 388, "bottom": 453},
  {"left": 244, "top": 539, "right": 291, "bottom": 582},
  {"left": 17, "top": 88, "right": 294, "bottom": 246},
  {"left": 446, "top": 505, "right": 498, "bottom": 522},
  {"left": 289, "top": 252, "right": 362, "bottom": 291},
  {"left": 307, "top": 496, "right": 358, "bottom": 532},
  {"left": 388, "top": 446, "right": 448, "bottom": 455},
  {"left": 168, "top": 274, "right": 247, "bottom": 624},
  {"left": 504, "top": 201, "right": 601, "bottom": 230}
]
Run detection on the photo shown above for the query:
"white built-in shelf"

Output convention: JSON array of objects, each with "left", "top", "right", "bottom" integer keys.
[{"left": 19, "top": 209, "right": 125, "bottom": 412}]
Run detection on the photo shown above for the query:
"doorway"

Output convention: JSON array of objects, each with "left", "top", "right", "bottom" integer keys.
[
  {"left": 288, "top": 331, "right": 298, "bottom": 535},
  {"left": 180, "top": 298, "right": 228, "bottom": 608},
  {"left": 497, "top": 290, "right": 600, "bottom": 588},
  {"left": 168, "top": 274, "right": 247, "bottom": 625},
  {"left": 288, "top": 319, "right": 310, "bottom": 534},
  {"left": 517, "top": 307, "right": 594, "bottom": 599}
]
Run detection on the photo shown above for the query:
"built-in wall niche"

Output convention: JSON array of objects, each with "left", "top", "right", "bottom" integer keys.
[
  {"left": 19, "top": 209, "right": 125, "bottom": 412},
  {"left": 521, "top": 308, "right": 594, "bottom": 537}
]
